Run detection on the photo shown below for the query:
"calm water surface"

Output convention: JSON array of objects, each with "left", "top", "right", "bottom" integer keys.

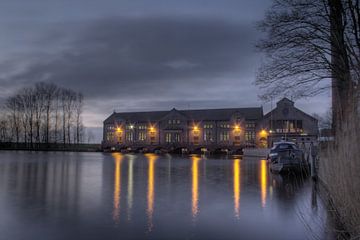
[{"left": 0, "top": 151, "right": 337, "bottom": 240}]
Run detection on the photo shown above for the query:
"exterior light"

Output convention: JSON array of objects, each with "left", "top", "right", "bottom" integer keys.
[
  {"left": 130, "top": 125, "right": 134, "bottom": 129},
  {"left": 269, "top": 130, "right": 273, "bottom": 133},
  {"left": 193, "top": 126, "right": 199, "bottom": 131},
  {"left": 116, "top": 127, "right": 122, "bottom": 133},
  {"left": 260, "top": 129, "right": 268, "bottom": 137},
  {"left": 234, "top": 125, "right": 240, "bottom": 131},
  {"left": 149, "top": 127, "right": 155, "bottom": 132}
]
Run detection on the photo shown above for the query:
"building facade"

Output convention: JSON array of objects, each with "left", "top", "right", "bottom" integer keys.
[
  {"left": 260, "top": 98, "right": 318, "bottom": 146},
  {"left": 102, "top": 98, "right": 318, "bottom": 151}
]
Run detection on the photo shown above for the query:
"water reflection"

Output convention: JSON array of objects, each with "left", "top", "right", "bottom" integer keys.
[
  {"left": 127, "top": 154, "right": 135, "bottom": 221},
  {"left": 233, "top": 159, "right": 241, "bottom": 219},
  {"left": 112, "top": 153, "right": 123, "bottom": 223},
  {"left": 145, "top": 153, "right": 157, "bottom": 232},
  {"left": 260, "top": 159, "right": 267, "bottom": 208},
  {"left": 0, "top": 152, "right": 340, "bottom": 240},
  {"left": 191, "top": 155, "right": 201, "bottom": 220}
]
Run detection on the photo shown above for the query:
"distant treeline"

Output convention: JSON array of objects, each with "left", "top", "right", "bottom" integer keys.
[{"left": 0, "top": 82, "right": 84, "bottom": 147}]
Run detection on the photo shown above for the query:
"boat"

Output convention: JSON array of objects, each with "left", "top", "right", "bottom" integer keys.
[{"left": 268, "top": 141, "right": 309, "bottom": 174}]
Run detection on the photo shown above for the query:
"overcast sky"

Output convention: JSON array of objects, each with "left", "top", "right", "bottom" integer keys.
[{"left": 0, "top": 0, "right": 331, "bottom": 132}]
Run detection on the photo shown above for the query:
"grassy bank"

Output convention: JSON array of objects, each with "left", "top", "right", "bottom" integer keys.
[
  {"left": 319, "top": 115, "right": 360, "bottom": 238},
  {"left": 0, "top": 142, "right": 102, "bottom": 152}
]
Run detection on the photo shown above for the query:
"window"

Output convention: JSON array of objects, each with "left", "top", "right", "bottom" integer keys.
[
  {"left": 126, "top": 124, "right": 134, "bottom": 130},
  {"left": 165, "top": 133, "right": 172, "bottom": 143},
  {"left": 138, "top": 132, "right": 146, "bottom": 141},
  {"left": 245, "top": 122, "right": 256, "bottom": 128},
  {"left": 204, "top": 124, "right": 213, "bottom": 129},
  {"left": 220, "top": 131, "right": 229, "bottom": 141},
  {"left": 168, "top": 119, "right": 181, "bottom": 125},
  {"left": 272, "top": 120, "right": 303, "bottom": 133},
  {"left": 126, "top": 132, "right": 133, "bottom": 142},
  {"left": 138, "top": 125, "right": 147, "bottom": 130},
  {"left": 204, "top": 130, "right": 213, "bottom": 142},
  {"left": 220, "top": 123, "right": 230, "bottom": 129},
  {"left": 245, "top": 131, "right": 255, "bottom": 142},
  {"left": 174, "top": 133, "right": 180, "bottom": 142},
  {"left": 106, "top": 132, "right": 114, "bottom": 141}
]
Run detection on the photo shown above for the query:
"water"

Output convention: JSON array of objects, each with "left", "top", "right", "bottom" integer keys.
[{"left": 0, "top": 151, "right": 337, "bottom": 240}]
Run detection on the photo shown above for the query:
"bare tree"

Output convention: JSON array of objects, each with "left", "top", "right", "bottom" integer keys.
[
  {"left": 40, "top": 82, "right": 58, "bottom": 144},
  {"left": 2, "top": 82, "right": 84, "bottom": 148},
  {"left": 257, "top": 0, "right": 359, "bottom": 131},
  {"left": 5, "top": 96, "right": 21, "bottom": 143},
  {"left": 0, "top": 118, "right": 8, "bottom": 142},
  {"left": 74, "top": 93, "right": 84, "bottom": 144}
]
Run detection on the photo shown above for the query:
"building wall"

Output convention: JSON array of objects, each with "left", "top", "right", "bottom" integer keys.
[
  {"left": 102, "top": 98, "right": 319, "bottom": 150},
  {"left": 102, "top": 119, "right": 259, "bottom": 149},
  {"left": 260, "top": 98, "right": 318, "bottom": 146}
]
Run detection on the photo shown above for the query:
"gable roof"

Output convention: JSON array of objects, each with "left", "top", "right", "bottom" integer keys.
[
  {"left": 263, "top": 103, "right": 318, "bottom": 121},
  {"left": 104, "top": 107, "right": 263, "bottom": 124}
]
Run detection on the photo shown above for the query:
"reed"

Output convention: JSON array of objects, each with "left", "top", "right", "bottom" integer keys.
[{"left": 319, "top": 111, "right": 360, "bottom": 238}]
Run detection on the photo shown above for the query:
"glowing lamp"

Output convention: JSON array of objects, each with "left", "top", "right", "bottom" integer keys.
[
  {"left": 116, "top": 127, "right": 122, "bottom": 133},
  {"left": 260, "top": 129, "right": 268, "bottom": 137}
]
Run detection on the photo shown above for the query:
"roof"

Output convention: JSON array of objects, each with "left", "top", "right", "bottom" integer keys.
[
  {"left": 263, "top": 98, "right": 318, "bottom": 121},
  {"left": 104, "top": 107, "right": 263, "bottom": 124}
]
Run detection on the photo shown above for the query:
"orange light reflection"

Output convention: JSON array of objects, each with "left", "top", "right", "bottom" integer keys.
[
  {"left": 145, "top": 153, "right": 157, "bottom": 232},
  {"left": 112, "top": 153, "right": 123, "bottom": 223},
  {"left": 233, "top": 159, "right": 241, "bottom": 218},
  {"left": 191, "top": 155, "right": 201, "bottom": 220},
  {"left": 260, "top": 159, "right": 267, "bottom": 208}
]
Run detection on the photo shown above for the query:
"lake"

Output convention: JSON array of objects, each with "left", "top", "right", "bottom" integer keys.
[{"left": 0, "top": 151, "right": 338, "bottom": 240}]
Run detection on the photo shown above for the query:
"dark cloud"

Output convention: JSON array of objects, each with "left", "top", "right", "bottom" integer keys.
[
  {"left": 0, "top": 0, "right": 330, "bottom": 130},
  {"left": 8, "top": 17, "right": 257, "bottom": 98}
]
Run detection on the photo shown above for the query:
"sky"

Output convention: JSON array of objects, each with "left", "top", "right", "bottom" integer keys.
[{"left": 0, "top": 0, "right": 331, "bottom": 141}]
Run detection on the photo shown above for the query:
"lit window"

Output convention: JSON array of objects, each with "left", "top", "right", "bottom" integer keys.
[
  {"left": 165, "top": 133, "right": 172, "bottom": 143},
  {"left": 126, "top": 132, "right": 133, "bottom": 141},
  {"left": 174, "top": 133, "right": 180, "bottom": 142},
  {"left": 220, "top": 131, "right": 229, "bottom": 141},
  {"left": 138, "top": 132, "right": 146, "bottom": 141},
  {"left": 204, "top": 130, "right": 213, "bottom": 141}
]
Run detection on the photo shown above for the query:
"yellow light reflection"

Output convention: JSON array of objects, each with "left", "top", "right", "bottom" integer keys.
[
  {"left": 112, "top": 153, "right": 123, "bottom": 223},
  {"left": 191, "top": 155, "right": 201, "bottom": 220},
  {"left": 233, "top": 159, "right": 241, "bottom": 218},
  {"left": 145, "top": 153, "right": 158, "bottom": 232},
  {"left": 260, "top": 159, "right": 268, "bottom": 208},
  {"left": 127, "top": 155, "right": 135, "bottom": 221}
]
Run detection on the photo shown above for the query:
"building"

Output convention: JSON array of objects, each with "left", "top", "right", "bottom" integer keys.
[
  {"left": 260, "top": 98, "right": 318, "bottom": 147},
  {"left": 102, "top": 98, "right": 318, "bottom": 151}
]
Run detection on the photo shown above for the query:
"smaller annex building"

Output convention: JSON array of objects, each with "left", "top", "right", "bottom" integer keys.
[
  {"left": 102, "top": 98, "right": 318, "bottom": 151},
  {"left": 260, "top": 98, "right": 318, "bottom": 147}
]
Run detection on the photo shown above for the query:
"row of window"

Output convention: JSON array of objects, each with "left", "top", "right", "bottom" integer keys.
[
  {"left": 245, "top": 131, "right": 256, "bottom": 141},
  {"left": 168, "top": 119, "right": 181, "bottom": 125},
  {"left": 219, "top": 124, "right": 231, "bottom": 129},
  {"left": 165, "top": 133, "right": 181, "bottom": 143},
  {"left": 109, "top": 131, "right": 257, "bottom": 143},
  {"left": 108, "top": 122, "right": 257, "bottom": 131},
  {"left": 245, "top": 123, "right": 256, "bottom": 128}
]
